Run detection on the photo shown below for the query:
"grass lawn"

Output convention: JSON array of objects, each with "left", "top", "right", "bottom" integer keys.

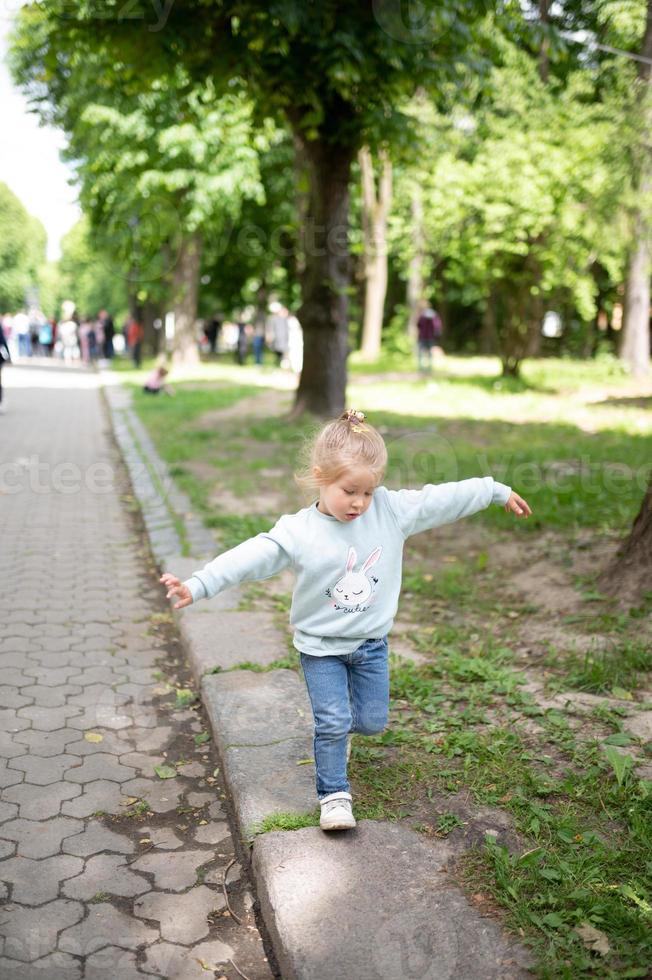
[{"left": 126, "top": 351, "right": 652, "bottom": 978}]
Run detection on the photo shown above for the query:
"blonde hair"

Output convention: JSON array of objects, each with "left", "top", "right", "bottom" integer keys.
[{"left": 294, "top": 409, "right": 388, "bottom": 501}]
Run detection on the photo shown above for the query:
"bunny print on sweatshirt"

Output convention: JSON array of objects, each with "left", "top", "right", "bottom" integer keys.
[{"left": 326, "top": 545, "right": 382, "bottom": 614}]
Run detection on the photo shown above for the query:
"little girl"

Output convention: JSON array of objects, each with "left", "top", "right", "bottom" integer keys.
[{"left": 161, "top": 409, "right": 532, "bottom": 831}]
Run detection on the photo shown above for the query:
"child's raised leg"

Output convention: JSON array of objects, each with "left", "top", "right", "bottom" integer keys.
[{"left": 347, "top": 636, "right": 390, "bottom": 738}]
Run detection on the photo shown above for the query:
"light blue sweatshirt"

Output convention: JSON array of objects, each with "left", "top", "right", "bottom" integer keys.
[{"left": 184, "top": 477, "right": 512, "bottom": 657}]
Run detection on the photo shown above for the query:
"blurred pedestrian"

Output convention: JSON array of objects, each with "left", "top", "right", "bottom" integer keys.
[
  {"left": 59, "top": 316, "right": 79, "bottom": 363},
  {"left": 251, "top": 309, "right": 266, "bottom": 365},
  {"left": 267, "top": 303, "right": 289, "bottom": 367},
  {"left": 0, "top": 319, "right": 11, "bottom": 413},
  {"left": 235, "top": 319, "right": 249, "bottom": 365},
  {"left": 38, "top": 318, "right": 53, "bottom": 356},
  {"left": 99, "top": 310, "right": 115, "bottom": 359},
  {"left": 205, "top": 314, "right": 221, "bottom": 354},
  {"left": 287, "top": 312, "right": 303, "bottom": 374},
  {"left": 127, "top": 316, "right": 144, "bottom": 368},
  {"left": 14, "top": 311, "right": 31, "bottom": 358},
  {"left": 416, "top": 303, "right": 443, "bottom": 375}
]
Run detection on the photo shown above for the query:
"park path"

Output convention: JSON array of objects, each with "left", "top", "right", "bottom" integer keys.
[{"left": 0, "top": 363, "right": 275, "bottom": 980}]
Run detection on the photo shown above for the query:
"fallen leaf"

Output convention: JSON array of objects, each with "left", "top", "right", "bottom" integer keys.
[
  {"left": 296, "top": 758, "right": 314, "bottom": 765},
  {"left": 195, "top": 957, "right": 213, "bottom": 972},
  {"left": 574, "top": 923, "right": 610, "bottom": 956},
  {"left": 139, "top": 838, "right": 152, "bottom": 844},
  {"left": 121, "top": 796, "right": 140, "bottom": 806},
  {"left": 84, "top": 732, "right": 103, "bottom": 743},
  {"left": 154, "top": 765, "right": 176, "bottom": 780},
  {"left": 199, "top": 819, "right": 208, "bottom": 825},
  {"left": 296, "top": 708, "right": 305, "bottom": 717}
]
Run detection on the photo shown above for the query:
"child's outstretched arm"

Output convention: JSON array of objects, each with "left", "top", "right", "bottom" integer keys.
[
  {"left": 159, "top": 515, "right": 295, "bottom": 608},
  {"left": 385, "top": 476, "right": 531, "bottom": 537}
]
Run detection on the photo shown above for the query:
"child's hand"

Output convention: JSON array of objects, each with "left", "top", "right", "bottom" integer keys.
[
  {"left": 504, "top": 491, "right": 532, "bottom": 518},
  {"left": 160, "top": 572, "right": 193, "bottom": 609}
]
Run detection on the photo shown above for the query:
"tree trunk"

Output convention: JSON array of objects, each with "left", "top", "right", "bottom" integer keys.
[
  {"left": 622, "top": 221, "right": 651, "bottom": 377},
  {"left": 290, "top": 135, "right": 355, "bottom": 418},
  {"left": 480, "top": 290, "right": 498, "bottom": 354},
  {"left": 171, "top": 232, "right": 202, "bottom": 366},
  {"left": 358, "top": 147, "right": 392, "bottom": 361},
  {"left": 620, "top": 0, "right": 652, "bottom": 379},
  {"left": 142, "top": 298, "right": 163, "bottom": 357},
  {"left": 406, "top": 184, "right": 425, "bottom": 341},
  {"left": 598, "top": 477, "right": 652, "bottom": 602}
]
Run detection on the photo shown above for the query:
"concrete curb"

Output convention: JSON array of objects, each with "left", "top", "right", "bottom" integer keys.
[{"left": 102, "top": 371, "right": 534, "bottom": 979}]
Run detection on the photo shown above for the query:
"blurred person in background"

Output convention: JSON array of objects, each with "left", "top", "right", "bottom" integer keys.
[
  {"left": 127, "top": 315, "right": 144, "bottom": 368},
  {"left": 13, "top": 310, "right": 30, "bottom": 357},
  {"left": 0, "top": 317, "right": 11, "bottom": 413}
]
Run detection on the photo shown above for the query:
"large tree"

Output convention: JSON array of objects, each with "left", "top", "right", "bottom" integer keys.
[{"left": 10, "top": 0, "right": 492, "bottom": 414}]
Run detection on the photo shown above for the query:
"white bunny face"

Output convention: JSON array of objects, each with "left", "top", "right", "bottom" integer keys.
[{"left": 330, "top": 545, "right": 382, "bottom": 610}]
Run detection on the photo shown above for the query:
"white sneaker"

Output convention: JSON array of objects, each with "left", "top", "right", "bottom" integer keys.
[
  {"left": 346, "top": 734, "right": 353, "bottom": 763},
  {"left": 319, "top": 791, "right": 356, "bottom": 831}
]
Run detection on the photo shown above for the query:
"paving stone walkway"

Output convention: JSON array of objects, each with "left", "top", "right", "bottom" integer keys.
[{"left": 0, "top": 363, "right": 276, "bottom": 979}]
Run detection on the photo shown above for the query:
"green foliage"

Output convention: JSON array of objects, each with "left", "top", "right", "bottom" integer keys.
[
  {"left": 0, "top": 182, "right": 46, "bottom": 311},
  {"left": 57, "top": 218, "right": 129, "bottom": 319}
]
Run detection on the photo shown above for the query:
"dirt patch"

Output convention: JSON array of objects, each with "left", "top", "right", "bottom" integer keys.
[{"left": 195, "top": 389, "right": 294, "bottom": 429}]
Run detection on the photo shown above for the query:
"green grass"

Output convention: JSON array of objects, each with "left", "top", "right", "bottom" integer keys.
[
  {"left": 250, "top": 810, "right": 320, "bottom": 835},
  {"left": 348, "top": 638, "right": 652, "bottom": 978}
]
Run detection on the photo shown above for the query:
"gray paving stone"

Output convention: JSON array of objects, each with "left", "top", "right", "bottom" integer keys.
[
  {"left": 63, "top": 752, "right": 137, "bottom": 784},
  {"left": 120, "top": 776, "right": 183, "bottom": 813},
  {"left": 0, "top": 731, "right": 27, "bottom": 760},
  {"left": 0, "top": 838, "right": 16, "bottom": 857},
  {"left": 0, "top": 710, "right": 30, "bottom": 732},
  {"left": 13, "top": 728, "right": 82, "bottom": 757},
  {"left": 130, "top": 850, "right": 210, "bottom": 891},
  {"left": 59, "top": 902, "right": 159, "bottom": 956},
  {"left": 137, "top": 827, "right": 184, "bottom": 850},
  {"left": 1, "top": 854, "right": 84, "bottom": 905},
  {"left": 16, "top": 705, "right": 83, "bottom": 732},
  {"left": 185, "top": 791, "right": 215, "bottom": 808},
  {"left": 201, "top": 669, "right": 315, "bottom": 837},
  {"left": 61, "top": 821, "right": 135, "bottom": 857},
  {"left": 62, "top": 853, "right": 150, "bottom": 899},
  {"left": 193, "top": 822, "right": 231, "bottom": 846},
  {"left": 0, "top": 951, "right": 82, "bottom": 979},
  {"left": 0, "top": 687, "right": 33, "bottom": 709},
  {"left": 60, "top": 779, "right": 130, "bottom": 817},
  {"left": 3, "top": 780, "right": 82, "bottom": 819},
  {"left": 66, "top": 730, "right": 132, "bottom": 756},
  {"left": 252, "top": 821, "right": 533, "bottom": 980},
  {"left": 0, "top": 800, "right": 18, "bottom": 823},
  {"left": 0, "top": 761, "right": 24, "bottom": 788},
  {"left": 0, "top": 898, "right": 83, "bottom": 962},
  {"left": 84, "top": 945, "right": 158, "bottom": 980},
  {"left": 0, "top": 816, "right": 83, "bottom": 858},
  {"left": 134, "top": 886, "right": 225, "bottom": 944},
  {"left": 116, "top": 751, "right": 166, "bottom": 778},
  {"left": 9, "top": 752, "right": 79, "bottom": 785},
  {"left": 18, "top": 684, "right": 82, "bottom": 707},
  {"left": 141, "top": 939, "right": 235, "bottom": 979}
]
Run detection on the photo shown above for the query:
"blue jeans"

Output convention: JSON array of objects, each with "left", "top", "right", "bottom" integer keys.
[{"left": 300, "top": 636, "right": 389, "bottom": 799}]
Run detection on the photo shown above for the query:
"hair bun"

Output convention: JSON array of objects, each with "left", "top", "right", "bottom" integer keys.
[{"left": 342, "top": 408, "right": 366, "bottom": 424}]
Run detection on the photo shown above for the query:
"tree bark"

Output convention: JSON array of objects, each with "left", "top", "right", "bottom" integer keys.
[
  {"left": 171, "top": 232, "right": 202, "bottom": 366},
  {"left": 620, "top": 0, "right": 652, "bottom": 379},
  {"left": 406, "top": 183, "right": 425, "bottom": 341},
  {"left": 290, "top": 135, "right": 355, "bottom": 418},
  {"left": 358, "top": 147, "right": 392, "bottom": 361},
  {"left": 599, "top": 477, "right": 652, "bottom": 602}
]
